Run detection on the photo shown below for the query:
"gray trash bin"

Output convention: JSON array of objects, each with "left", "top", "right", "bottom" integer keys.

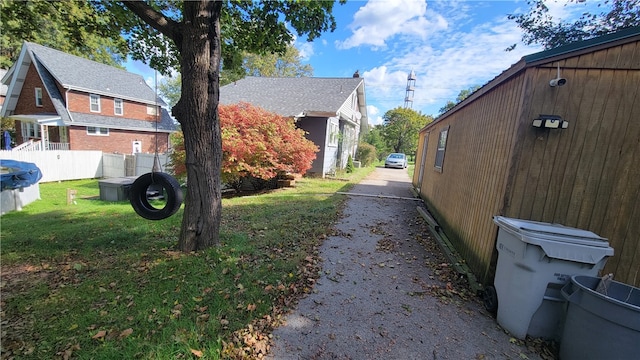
[
  {"left": 492, "top": 216, "right": 613, "bottom": 340},
  {"left": 560, "top": 275, "right": 640, "bottom": 360}
]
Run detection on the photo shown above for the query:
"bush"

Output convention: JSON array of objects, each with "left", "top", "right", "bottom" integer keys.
[
  {"left": 169, "top": 103, "right": 319, "bottom": 185},
  {"left": 346, "top": 155, "right": 354, "bottom": 173},
  {"left": 355, "top": 142, "right": 377, "bottom": 166}
]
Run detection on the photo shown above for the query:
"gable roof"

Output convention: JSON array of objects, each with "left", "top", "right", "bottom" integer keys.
[
  {"left": 1, "top": 42, "right": 174, "bottom": 132},
  {"left": 23, "top": 42, "right": 163, "bottom": 104},
  {"left": 220, "top": 76, "right": 365, "bottom": 118}
]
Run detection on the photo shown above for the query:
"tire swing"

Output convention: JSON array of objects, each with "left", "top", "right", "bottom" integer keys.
[
  {"left": 129, "top": 170, "right": 183, "bottom": 220},
  {"left": 129, "top": 69, "right": 183, "bottom": 220}
]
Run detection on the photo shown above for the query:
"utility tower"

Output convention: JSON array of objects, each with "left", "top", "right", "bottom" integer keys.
[{"left": 404, "top": 70, "right": 416, "bottom": 109}]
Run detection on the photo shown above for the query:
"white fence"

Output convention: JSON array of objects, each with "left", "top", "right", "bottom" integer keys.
[{"left": 0, "top": 151, "right": 170, "bottom": 183}]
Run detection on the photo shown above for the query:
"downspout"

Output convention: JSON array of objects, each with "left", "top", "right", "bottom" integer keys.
[{"left": 65, "top": 88, "right": 73, "bottom": 121}]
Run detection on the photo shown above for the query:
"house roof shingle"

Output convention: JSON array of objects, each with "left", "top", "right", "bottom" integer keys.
[
  {"left": 220, "top": 76, "right": 365, "bottom": 117},
  {"left": 24, "top": 42, "right": 164, "bottom": 105}
]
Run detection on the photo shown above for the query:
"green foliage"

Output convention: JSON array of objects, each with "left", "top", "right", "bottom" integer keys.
[
  {"left": 363, "top": 125, "right": 390, "bottom": 160},
  {"left": 439, "top": 85, "right": 481, "bottom": 114},
  {"left": 508, "top": 0, "right": 640, "bottom": 50},
  {"left": 102, "top": 1, "right": 342, "bottom": 76},
  {"left": 1, "top": 117, "right": 16, "bottom": 147},
  {"left": 163, "top": 44, "right": 314, "bottom": 95},
  {"left": 381, "top": 107, "right": 433, "bottom": 156},
  {"left": 345, "top": 154, "right": 355, "bottom": 173},
  {"left": 355, "top": 142, "right": 377, "bottom": 166},
  {"left": 157, "top": 74, "right": 182, "bottom": 108},
  {"left": 0, "top": 0, "right": 127, "bottom": 68},
  {"left": 110, "top": 0, "right": 343, "bottom": 250}
]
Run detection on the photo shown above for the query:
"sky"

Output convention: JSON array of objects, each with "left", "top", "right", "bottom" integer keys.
[{"left": 126, "top": 0, "right": 600, "bottom": 125}]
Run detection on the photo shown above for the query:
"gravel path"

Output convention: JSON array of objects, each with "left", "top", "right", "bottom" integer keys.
[{"left": 266, "top": 167, "right": 542, "bottom": 360}]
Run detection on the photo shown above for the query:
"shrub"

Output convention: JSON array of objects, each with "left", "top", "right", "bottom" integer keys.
[
  {"left": 169, "top": 102, "right": 319, "bottom": 185},
  {"left": 346, "top": 154, "right": 354, "bottom": 173},
  {"left": 355, "top": 142, "right": 377, "bottom": 166}
]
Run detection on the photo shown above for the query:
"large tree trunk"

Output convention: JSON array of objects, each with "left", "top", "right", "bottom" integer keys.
[{"left": 172, "top": 1, "right": 223, "bottom": 251}]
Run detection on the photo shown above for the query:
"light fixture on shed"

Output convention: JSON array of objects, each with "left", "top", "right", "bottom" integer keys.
[
  {"left": 532, "top": 114, "right": 569, "bottom": 129},
  {"left": 549, "top": 63, "right": 567, "bottom": 87}
]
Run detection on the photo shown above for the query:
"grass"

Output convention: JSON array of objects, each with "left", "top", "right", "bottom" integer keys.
[{"left": 0, "top": 167, "right": 375, "bottom": 359}]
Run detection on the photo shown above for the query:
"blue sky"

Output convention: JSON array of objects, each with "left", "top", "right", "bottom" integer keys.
[{"left": 127, "top": 0, "right": 601, "bottom": 125}]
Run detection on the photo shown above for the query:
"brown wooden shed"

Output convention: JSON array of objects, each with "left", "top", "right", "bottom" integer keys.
[{"left": 413, "top": 26, "right": 640, "bottom": 287}]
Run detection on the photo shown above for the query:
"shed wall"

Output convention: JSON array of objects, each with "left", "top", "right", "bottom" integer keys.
[
  {"left": 415, "top": 74, "right": 526, "bottom": 284},
  {"left": 504, "top": 40, "right": 640, "bottom": 286},
  {"left": 415, "top": 38, "right": 640, "bottom": 287}
]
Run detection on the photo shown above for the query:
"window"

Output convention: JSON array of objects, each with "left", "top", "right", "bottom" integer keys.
[
  {"left": 87, "top": 126, "right": 109, "bottom": 136},
  {"left": 114, "top": 98, "right": 123, "bottom": 115},
  {"left": 328, "top": 121, "right": 339, "bottom": 147},
  {"left": 147, "top": 105, "right": 157, "bottom": 116},
  {"left": 434, "top": 126, "right": 449, "bottom": 171},
  {"left": 22, "top": 123, "right": 40, "bottom": 138},
  {"left": 35, "top": 88, "right": 43, "bottom": 107},
  {"left": 90, "top": 94, "right": 100, "bottom": 112}
]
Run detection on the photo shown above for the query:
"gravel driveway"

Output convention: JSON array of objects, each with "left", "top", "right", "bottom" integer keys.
[{"left": 266, "top": 167, "right": 543, "bottom": 360}]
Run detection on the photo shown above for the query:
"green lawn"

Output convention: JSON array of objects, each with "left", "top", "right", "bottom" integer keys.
[{"left": 0, "top": 167, "right": 374, "bottom": 359}]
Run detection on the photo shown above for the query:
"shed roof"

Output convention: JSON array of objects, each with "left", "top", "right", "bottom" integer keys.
[
  {"left": 220, "top": 76, "right": 365, "bottom": 117},
  {"left": 428, "top": 26, "right": 640, "bottom": 126}
]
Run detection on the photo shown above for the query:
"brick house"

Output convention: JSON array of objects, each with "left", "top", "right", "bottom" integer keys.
[{"left": 0, "top": 42, "right": 176, "bottom": 154}]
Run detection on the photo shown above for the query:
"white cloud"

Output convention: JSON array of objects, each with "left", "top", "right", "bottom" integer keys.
[
  {"left": 366, "top": 105, "right": 385, "bottom": 126},
  {"left": 336, "top": 0, "right": 447, "bottom": 50},
  {"left": 352, "top": 3, "right": 544, "bottom": 116},
  {"left": 297, "top": 42, "right": 314, "bottom": 61}
]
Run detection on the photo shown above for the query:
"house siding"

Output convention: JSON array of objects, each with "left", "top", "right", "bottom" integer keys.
[
  {"left": 297, "top": 116, "right": 328, "bottom": 176},
  {"left": 13, "top": 64, "right": 56, "bottom": 115},
  {"left": 68, "top": 126, "right": 169, "bottom": 154},
  {"left": 414, "top": 37, "right": 640, "bottom": 287},
  {"left": 66, "top": 90, "right": 159, "bottom": 121}
]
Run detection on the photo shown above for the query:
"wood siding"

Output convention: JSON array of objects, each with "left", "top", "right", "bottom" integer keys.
[
  {"left": 414, "top": 74, "right": 527, "bottom": 284},
  {"left": 415, "top": 38, "right": 640, "bottom": 286},
  {"left": 505, "top": 41, "right": 640, "bottom": 286}
]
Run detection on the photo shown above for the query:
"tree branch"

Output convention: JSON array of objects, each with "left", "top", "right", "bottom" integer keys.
[{"left": 120, "top": 1, "right": 182, "bottom": 46}]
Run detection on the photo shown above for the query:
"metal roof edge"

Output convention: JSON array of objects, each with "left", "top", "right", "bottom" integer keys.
[
  {"left": 420, "top": 26, "right": 640, "bottom": 132},
  {"left": 523, "top": 26, "right": 640, "bottom": 64}
]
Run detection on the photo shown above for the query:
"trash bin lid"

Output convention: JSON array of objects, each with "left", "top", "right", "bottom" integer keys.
[{"left": 494, "top": 216, "right": 613, "bottom": 264}]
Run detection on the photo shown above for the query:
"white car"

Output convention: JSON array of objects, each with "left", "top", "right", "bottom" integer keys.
[{"left": 384, "top": 153, "right": 407, "bottom": 169}]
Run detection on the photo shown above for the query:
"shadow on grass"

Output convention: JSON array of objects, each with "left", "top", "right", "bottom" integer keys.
[{"left": 0, "top": 172, "right": 378, "bottom": 359}]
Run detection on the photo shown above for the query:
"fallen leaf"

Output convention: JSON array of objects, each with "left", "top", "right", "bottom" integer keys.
[
  {"left": 247, "top": 303, "right": 256, "bottom": 311},
  {"left": 92, "top": 330, "right": 107, "bottom": 339},
  {"left": 191, "top": 349, "right": 203, "bottom": 358},
  {"left": 119, "top": 328, "right": 133, "bottom": 339}
]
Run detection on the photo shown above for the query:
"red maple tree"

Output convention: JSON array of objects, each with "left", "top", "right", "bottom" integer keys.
[{"left": 170, "top": 102, "right": 318, "bottom": 186}]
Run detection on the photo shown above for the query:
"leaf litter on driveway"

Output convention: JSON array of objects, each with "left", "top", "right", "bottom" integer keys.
[{"left": 234, "top": 168, "right": 553, "bottom": 360}]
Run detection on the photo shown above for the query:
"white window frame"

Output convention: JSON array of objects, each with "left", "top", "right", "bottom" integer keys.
[
  {"left": 114, "top": 98, "right": 123, "bottom": 116},
  {"left": 90, "top": 94, "right": 101, "bottom": 112},
  {"left": 328, "top": 121, "right": 339, "bottom": 147},
  {"left": 35, "top": 88, "right": 43, "bottom": 107},
  {"left": 147, "top": 105, "right": 157, "bottom": 116},
  {"left": 22, "top": 122, "right": 40, "bottom": 138},
  {"left": 87, "top": 126, "right": 109, "bottom": 136}
]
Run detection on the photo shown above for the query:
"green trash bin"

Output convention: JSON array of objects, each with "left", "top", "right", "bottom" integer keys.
[{"left": 560, "top": 275, "right": 640, "bottom": 360}]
